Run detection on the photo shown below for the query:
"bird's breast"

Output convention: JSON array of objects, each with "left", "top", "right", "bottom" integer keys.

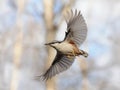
[{"left": 56, "top": 42, "right": 74, "bottom": 54}]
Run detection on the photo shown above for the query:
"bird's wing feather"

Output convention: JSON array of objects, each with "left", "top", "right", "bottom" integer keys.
[
  {"left": 41, "top": 52, "right": 75, "bottom": 81},
  {"left": 64, "top": 10, "right": 87, "bottom": 46}
]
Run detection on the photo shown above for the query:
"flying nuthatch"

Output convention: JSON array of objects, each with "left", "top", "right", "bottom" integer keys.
[{"left": 40, "top": 9, "right": 88, "bottom": 81}]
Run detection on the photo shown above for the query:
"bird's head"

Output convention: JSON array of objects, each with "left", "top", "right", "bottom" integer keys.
[{"left": 45, "top": 41, "right": 61, "bottom": 49}]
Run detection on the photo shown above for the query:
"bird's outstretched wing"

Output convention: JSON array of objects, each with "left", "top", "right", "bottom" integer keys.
[
  {"left": 64, "top": 10, "right": 87, "bottom": 46},
  {"left": 40, "top": 52, "right": 75, "bottom": 81}
]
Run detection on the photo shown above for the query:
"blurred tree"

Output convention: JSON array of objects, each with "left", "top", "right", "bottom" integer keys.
[
  {"left": 43, "top": 0, "right": 57, "bottom": 90},
  {"left": 1, "top": 0, "right": 119, "bottom": 90},
  {"left": 43, "top": 0, "right": 77, "bottom": 90},
  {"left": 10, "top": 0, "right": 25, "bottom": 90}
]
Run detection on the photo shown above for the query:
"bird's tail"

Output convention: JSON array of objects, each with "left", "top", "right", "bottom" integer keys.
[{"left": 79, "top": 50, "right": 88, "bottom": 57}]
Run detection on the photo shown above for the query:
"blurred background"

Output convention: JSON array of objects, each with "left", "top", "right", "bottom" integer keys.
[{"left": 0, "top": 0, "right": 120, "bottom": 90}]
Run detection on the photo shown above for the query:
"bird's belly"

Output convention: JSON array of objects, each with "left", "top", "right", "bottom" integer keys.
[{"left": 58, "top": 43, "right": 74, "bottom": 54}]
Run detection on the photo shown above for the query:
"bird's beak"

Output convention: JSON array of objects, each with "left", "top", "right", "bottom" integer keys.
[
  {"left": 45, "top": 43, "right": 56, "bottom": 49},
  {"left": 45, "top": 43, "right": 50, "bottom": 45},
  {"left": 45, "top": 42, "right": 53, "bottom": 45},
  {"left": 45, "top": 43, "right": 53, "bottom": 47}
]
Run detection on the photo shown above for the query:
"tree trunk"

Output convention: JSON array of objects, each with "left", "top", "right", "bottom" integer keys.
[
  {"left": 77, "top": 57, "right": 88, "bottom": 90},
  {"left": 10, "top": 0, "right": 25, "bottom": 90},
  {"left": 43, "top": 0, "right": 57, "bottom": 90}
]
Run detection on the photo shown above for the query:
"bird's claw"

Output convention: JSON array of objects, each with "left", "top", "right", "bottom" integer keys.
[{"left": 67, "top": 55, "right": 70, "bottom": 58}]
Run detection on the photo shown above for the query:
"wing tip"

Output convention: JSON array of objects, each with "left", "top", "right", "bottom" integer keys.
[
  {"left": 34, "top": 71, "right": 52, "bottom": 81},
  {"left": 34, "top": 74, "right": 47, "bottom": 81},
  {"left": 64, "top": 9, "right": 82, "bottom": 23}
]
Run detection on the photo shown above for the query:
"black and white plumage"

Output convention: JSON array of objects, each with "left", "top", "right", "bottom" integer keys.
[{"left": 39, "top": 10, "right": 88, "bottom": 81}]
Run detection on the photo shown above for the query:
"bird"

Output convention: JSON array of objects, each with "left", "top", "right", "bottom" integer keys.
[{"left": 40, "top": 9, "right": 88, "bottom": 81}]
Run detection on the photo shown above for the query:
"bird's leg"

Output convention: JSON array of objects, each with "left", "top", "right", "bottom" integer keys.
[
  {"left": 67, "top": 55, "right": 71, "bottom": 58},
  {"left": 72, "top": 50, "right": 76, "bottom": 56},
  {"left": 79, "top": 50, "right": 88, "bottom": 57},
  {"left": 67, "top": 51, "right": 76, "bottom": 58}
]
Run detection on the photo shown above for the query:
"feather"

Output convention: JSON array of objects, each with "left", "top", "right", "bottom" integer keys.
[
  {"left": 64, "top": 10, "right": 87, "bottom": 46},
  {"left": 40, "top": 52, "right": 75, "bottom": 81}
]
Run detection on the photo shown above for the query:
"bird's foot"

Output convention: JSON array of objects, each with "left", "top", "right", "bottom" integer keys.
[
  {"left": 72, "top": 51, "right": 76, "bottom": 57},
  {"left": 67, "top": 55, "right": 72, "bottom": 58}
]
